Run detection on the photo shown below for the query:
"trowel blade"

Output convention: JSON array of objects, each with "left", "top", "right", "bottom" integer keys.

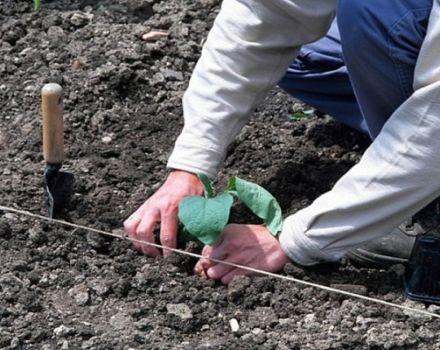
[{"left": 45, "top": 170, "right": 74, "bottom": 218}]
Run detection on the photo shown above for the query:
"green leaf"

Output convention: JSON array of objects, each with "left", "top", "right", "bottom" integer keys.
[
  {"left": 289, "top": 108, "right": 314, "bottom": 121},
  {"left": 34, "top": 0, "right": 41, "bottom": 11},
  {"left": 178, "top": 192, "right": 233, "bottom": 245},
  {"left": 197, "top": 173, "right": 215, "bottom": 198},
  {"left": 227, "top": 176, "right": 282, "bottom": 235}
]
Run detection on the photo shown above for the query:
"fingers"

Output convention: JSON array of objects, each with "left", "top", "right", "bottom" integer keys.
[
  {"left": 135, "top": 213, "right": 161, "bottom": 257},
  {"left": 124, "top": 202, "right": 161, "bottom": 257},
  {"left": 123, "top": 206, "right": 144, "bottom": 251},
  {"left": 194, "top": 245, "right": 215, "bottom": 276},
  {"left": 194, "top": 234, "right": 227, "bottom": 274},
  {"left": 160, "top": 212, "right": 178, "bottom": 257}
]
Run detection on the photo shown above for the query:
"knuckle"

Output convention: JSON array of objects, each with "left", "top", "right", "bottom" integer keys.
[{"left": 123, "top": 220, "right": 135, "bottom": 232}]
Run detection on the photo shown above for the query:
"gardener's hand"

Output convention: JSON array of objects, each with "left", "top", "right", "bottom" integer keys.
[
  {"left": 124, "top": 170, "right": 204, "bottom": 257},
  {"left": 194, "top": 224, "right": 290, "bottom": 284}
]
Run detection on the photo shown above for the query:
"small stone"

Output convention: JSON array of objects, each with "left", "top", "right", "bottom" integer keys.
[
  {"left": 241, "top": 333, "right": 253, "bottom": 342},
  {"left": 47, "top": 26, "right": 66, "bottom": 42},
  {"left": 75, "top": 292, "right": 89, "bottom": 306},
  {"left": 10, "top": 337, "right": 20, "bottom": 348},
  {"left": 160, "top": 68, "right": 183, "bottom": 81},
  {"left": 109, "top": 312, "right": 132, "bottom": 330},
  {"left": 142, "top": 30, "right": 168, "bottom": 41},
  {"left": 71, "top": 59, "right": 81, "bottom": 71},
  {"left": 68, "top": 285, "right": 90, "bottom": 306},
  {"left": 101, "top": 136, "right": 112, "bottom": 144},
  {"left": 70, "top": 12, "right": 93, "bottom": 27},
  {"left": 54, "top": 325, "right": 75, "bottom": 337},
  {"left": 229, "top": 318, "right": 239, "bottom": 333},
  {"left": 303, "top": 313, "right": 316, "bottom": 323},
  {"left": 166, "top": 303, "right": 193, "bottom": 320},
  {"left": 4, "top": 214, "right": 17, "bottom": 223},
  {"left": 89, "top": 279, "right": 109, "bottom": 296},
  {"left": 28, "top": 226, "right": 46, "bottom": 244},
  {"left": 24, "top": 85, "right": 36, "bottom": 92}
]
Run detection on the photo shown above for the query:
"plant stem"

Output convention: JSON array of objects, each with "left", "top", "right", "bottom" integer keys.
[{"left": 34, "top": 0, "right": 41, "bottom": 11}]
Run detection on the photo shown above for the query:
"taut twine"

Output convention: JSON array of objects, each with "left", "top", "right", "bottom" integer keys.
[{"left": 0, "top": 204, "right": 439, "bottom": 320}]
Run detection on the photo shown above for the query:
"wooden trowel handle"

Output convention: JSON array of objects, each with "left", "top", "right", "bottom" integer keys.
[{"left": 41, "top": 83, "right": 64, "bottom": 164}]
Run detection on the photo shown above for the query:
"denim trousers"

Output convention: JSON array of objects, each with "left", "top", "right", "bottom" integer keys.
[{"left": 278, "top": 0, "right": 433, "bottom": 138}]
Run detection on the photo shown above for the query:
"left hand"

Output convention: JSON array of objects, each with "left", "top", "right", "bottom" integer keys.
[{"left": 194, "top": 224, "right": 291, "bottom": 284}]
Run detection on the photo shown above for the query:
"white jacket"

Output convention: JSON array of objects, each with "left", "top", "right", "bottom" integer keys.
[{"left": 167, "top": 0, "right": 440, "bottom": 265}]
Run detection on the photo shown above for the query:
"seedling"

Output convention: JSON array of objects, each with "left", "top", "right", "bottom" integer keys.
[
  {"left": 34, "top": 0, "right": 41, "bottom": 11},
  {"left": 178, "top": 174, "right": 283, "bottom": 245},
  {"left": 290, "top": 108, "right": 315, "bottom": 121}
]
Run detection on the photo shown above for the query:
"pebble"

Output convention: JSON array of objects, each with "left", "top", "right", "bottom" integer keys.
[
  {"left": 142, "top": 30, "right": 168, "bottom": 42},
  {"left": 89, "top": 279, "right": 109, "bottom": 296},
  {"left": 68, "top": 285, "right": 90, "bottom": 306},
  {"left": 24, "top": 85, "right": 36, "bottom": 92},
  {"left": 166, "top": 303, "right": 193, "bottom": 320},
  {"left": 101, "top": 135, "right": 112, "bottom": 144},
  {"left": 47, "top": 26, "right": 66, "bottom": 42},
  {"left": 74, "top": 292, "right": 89, "bottom": 306},
  {"left": 109, "top": 312, "right": 132, "bottom": 330},
  {"left": 53, "top": 325, "right": 75, "bottom": 337},
  {"left": 229, "top": 318, "right": 240, "bottom": 333},
  {"left": 160, "top": 68, "right": 183, "bottom": 81},
  {"left": 69, "top": 12, "right": 93, "bottom": 27},
  {"left": 4, "top": 213, "right": 17, "bottom": 221},
  {"left": 10, "top": 337, "right": 20, "bottom": 348}
]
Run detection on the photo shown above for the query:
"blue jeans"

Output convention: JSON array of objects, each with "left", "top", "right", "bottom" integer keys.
[{"left": 278, "top": 0, "right": 433, "bottom": 138}]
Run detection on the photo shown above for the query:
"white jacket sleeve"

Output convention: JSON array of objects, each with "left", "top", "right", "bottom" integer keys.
[
  {"left": 279, "top": 1, "right": 440, "bottom": 265},
  {"left": 167, "top": 0, "right": 336, "bottom": 178}
]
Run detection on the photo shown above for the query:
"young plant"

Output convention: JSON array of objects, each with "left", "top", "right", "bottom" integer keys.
[
  {"left": 178, "top": 174, "right": 283, "bottom": 245},
  {"left": 290, "top": 108, "right": 315, "bottom": 121},
  {"left": 34, "top": 0, "right": 41, "bottom": 11}
]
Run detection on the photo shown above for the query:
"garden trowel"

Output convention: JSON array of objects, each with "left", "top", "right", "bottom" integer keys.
[{"left": 41, "top": 83, "right": 74, "bottom": 218}]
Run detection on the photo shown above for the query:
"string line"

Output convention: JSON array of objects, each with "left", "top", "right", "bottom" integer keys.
[{"left": 0, "top": 204, "right": 439, "bottom": 320}]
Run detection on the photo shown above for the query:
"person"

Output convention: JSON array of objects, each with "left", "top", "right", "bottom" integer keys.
[{"left": 124, "top": 0, "right": 440, "bottom": 284}]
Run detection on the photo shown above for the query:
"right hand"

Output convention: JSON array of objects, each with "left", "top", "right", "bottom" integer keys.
[{"left": 123, "top": 170, "right": 204, "bottom": 257}]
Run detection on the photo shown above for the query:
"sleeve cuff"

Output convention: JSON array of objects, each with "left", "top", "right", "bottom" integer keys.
[
  {"left": 167, "top": 137, "right": 226, "bottom": 179},
  {"left": 279, "top": 213, "right": 340, "bottom": 266}
]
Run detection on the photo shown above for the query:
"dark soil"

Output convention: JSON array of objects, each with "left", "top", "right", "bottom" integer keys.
[{"left": 1, "top": 1, "right": 440, "bottom": 349}]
